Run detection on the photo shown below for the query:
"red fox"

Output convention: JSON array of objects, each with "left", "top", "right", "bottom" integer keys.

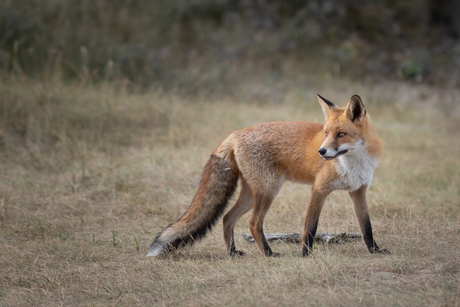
[{"left": 147, "top": 94, "right": 388, "bottom": 257}]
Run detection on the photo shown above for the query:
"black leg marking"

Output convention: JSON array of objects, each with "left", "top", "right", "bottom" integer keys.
[
  {"left": 363, "top": 219, "right": 390, "bottom": 254},
  {"left": 228, "top": 230, "right": 245, "bottom": 257},
  {"left": 302, "top": 221, "right": 318, "bottom": 257}
]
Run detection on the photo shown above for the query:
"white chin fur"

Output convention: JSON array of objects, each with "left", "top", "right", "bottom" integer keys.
[{"left": 332, "top": 140, "right": 379, "bottom": 191}]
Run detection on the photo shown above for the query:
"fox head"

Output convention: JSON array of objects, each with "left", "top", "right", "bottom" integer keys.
[{"left": 316, "top": 94, "right": 370, "bottom": 161}]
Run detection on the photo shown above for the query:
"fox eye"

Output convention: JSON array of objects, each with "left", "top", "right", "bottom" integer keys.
[
  {"left": 324, "top": 132, "right": 327, "bottom": 138},
  {"left": 337, "top": 132, "right": 346, "bottom": 138}
]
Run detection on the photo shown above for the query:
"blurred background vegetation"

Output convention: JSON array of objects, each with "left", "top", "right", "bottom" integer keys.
[
  {"left": 1, "top": 0, "right": 460, "bottom": 94},
  {"left": 1, "top": 0, "right": 460, "bottom": 155}
]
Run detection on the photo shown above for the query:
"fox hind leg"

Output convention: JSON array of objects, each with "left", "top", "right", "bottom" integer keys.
[
  {"left": 249, "top": 187, "right": 283, "bottom": 257},
  {"left": 223, "top": 179, "right": 254, "bottom": 256}
]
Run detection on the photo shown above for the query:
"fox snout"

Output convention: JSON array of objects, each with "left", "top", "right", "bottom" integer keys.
[
  {"left": 318, "top": 147, "right": 349, "bottom": 160},
  {"left": 318, "top": 148, "right": 327, "bottom": 156}
]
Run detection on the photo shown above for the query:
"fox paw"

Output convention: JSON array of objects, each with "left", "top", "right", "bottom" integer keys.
[
  {"left": 370, "top": 247, "right": 390, "bottom": 255},
  {"left": 376, "top": 248, "right": 390, "bottom": 255},
  {"left": 230, "top": 250, "right": 246, "bottom": 257}
]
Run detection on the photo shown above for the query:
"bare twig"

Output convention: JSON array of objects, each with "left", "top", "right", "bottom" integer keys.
[{"left": 241, "top": 232, "right": 362, "bottom": 244}]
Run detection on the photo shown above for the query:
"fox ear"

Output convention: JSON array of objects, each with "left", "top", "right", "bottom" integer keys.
[
  {"left": 345, "top": 95, "right": 366, "bottom": 122},
  {"left": 317, "top": 94, "right": 337, "bottom": 119}
]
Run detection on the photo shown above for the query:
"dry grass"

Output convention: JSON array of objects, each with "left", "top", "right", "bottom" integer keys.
[{"left": 1, "top": 75, "right": 460, "bottom": 306}]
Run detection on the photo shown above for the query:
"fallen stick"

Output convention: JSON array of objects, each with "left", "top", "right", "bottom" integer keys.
[{"left": 241, "top": 232, "right": 362, "bottom": 244}]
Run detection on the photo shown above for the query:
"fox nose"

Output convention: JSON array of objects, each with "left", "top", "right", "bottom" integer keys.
[{"left": 318, "top": 148, "right": 327, "bottom": 156}]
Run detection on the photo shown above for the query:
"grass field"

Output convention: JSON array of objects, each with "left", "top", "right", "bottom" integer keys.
[{"left": 1, "top": 73, "right": 460, "bottom": 306}]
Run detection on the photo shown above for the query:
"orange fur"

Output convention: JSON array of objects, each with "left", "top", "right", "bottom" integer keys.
[{"left": 147, "top": 95, "right": 388, "bottom": 257}]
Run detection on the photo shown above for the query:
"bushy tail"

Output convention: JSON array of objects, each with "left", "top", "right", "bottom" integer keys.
[{"left": 146, "top": 154, "right": 238, "bottom": 257}]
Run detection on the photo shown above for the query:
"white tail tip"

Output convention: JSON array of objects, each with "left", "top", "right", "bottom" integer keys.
[{"left": 146, "top": 245, "right": 163, "bottom": 257}]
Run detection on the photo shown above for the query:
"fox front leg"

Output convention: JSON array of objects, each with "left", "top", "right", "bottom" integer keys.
[
  {"left": 349, "top": 186, "right": 389, "bottom": 254},
  {"left": 302, "top": 189, "right": 329, "bottom": 257}
]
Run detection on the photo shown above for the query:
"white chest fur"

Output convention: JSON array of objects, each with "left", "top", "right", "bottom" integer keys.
[{"left": 332, "top": 145, "right": 379, "bottom": 192}]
